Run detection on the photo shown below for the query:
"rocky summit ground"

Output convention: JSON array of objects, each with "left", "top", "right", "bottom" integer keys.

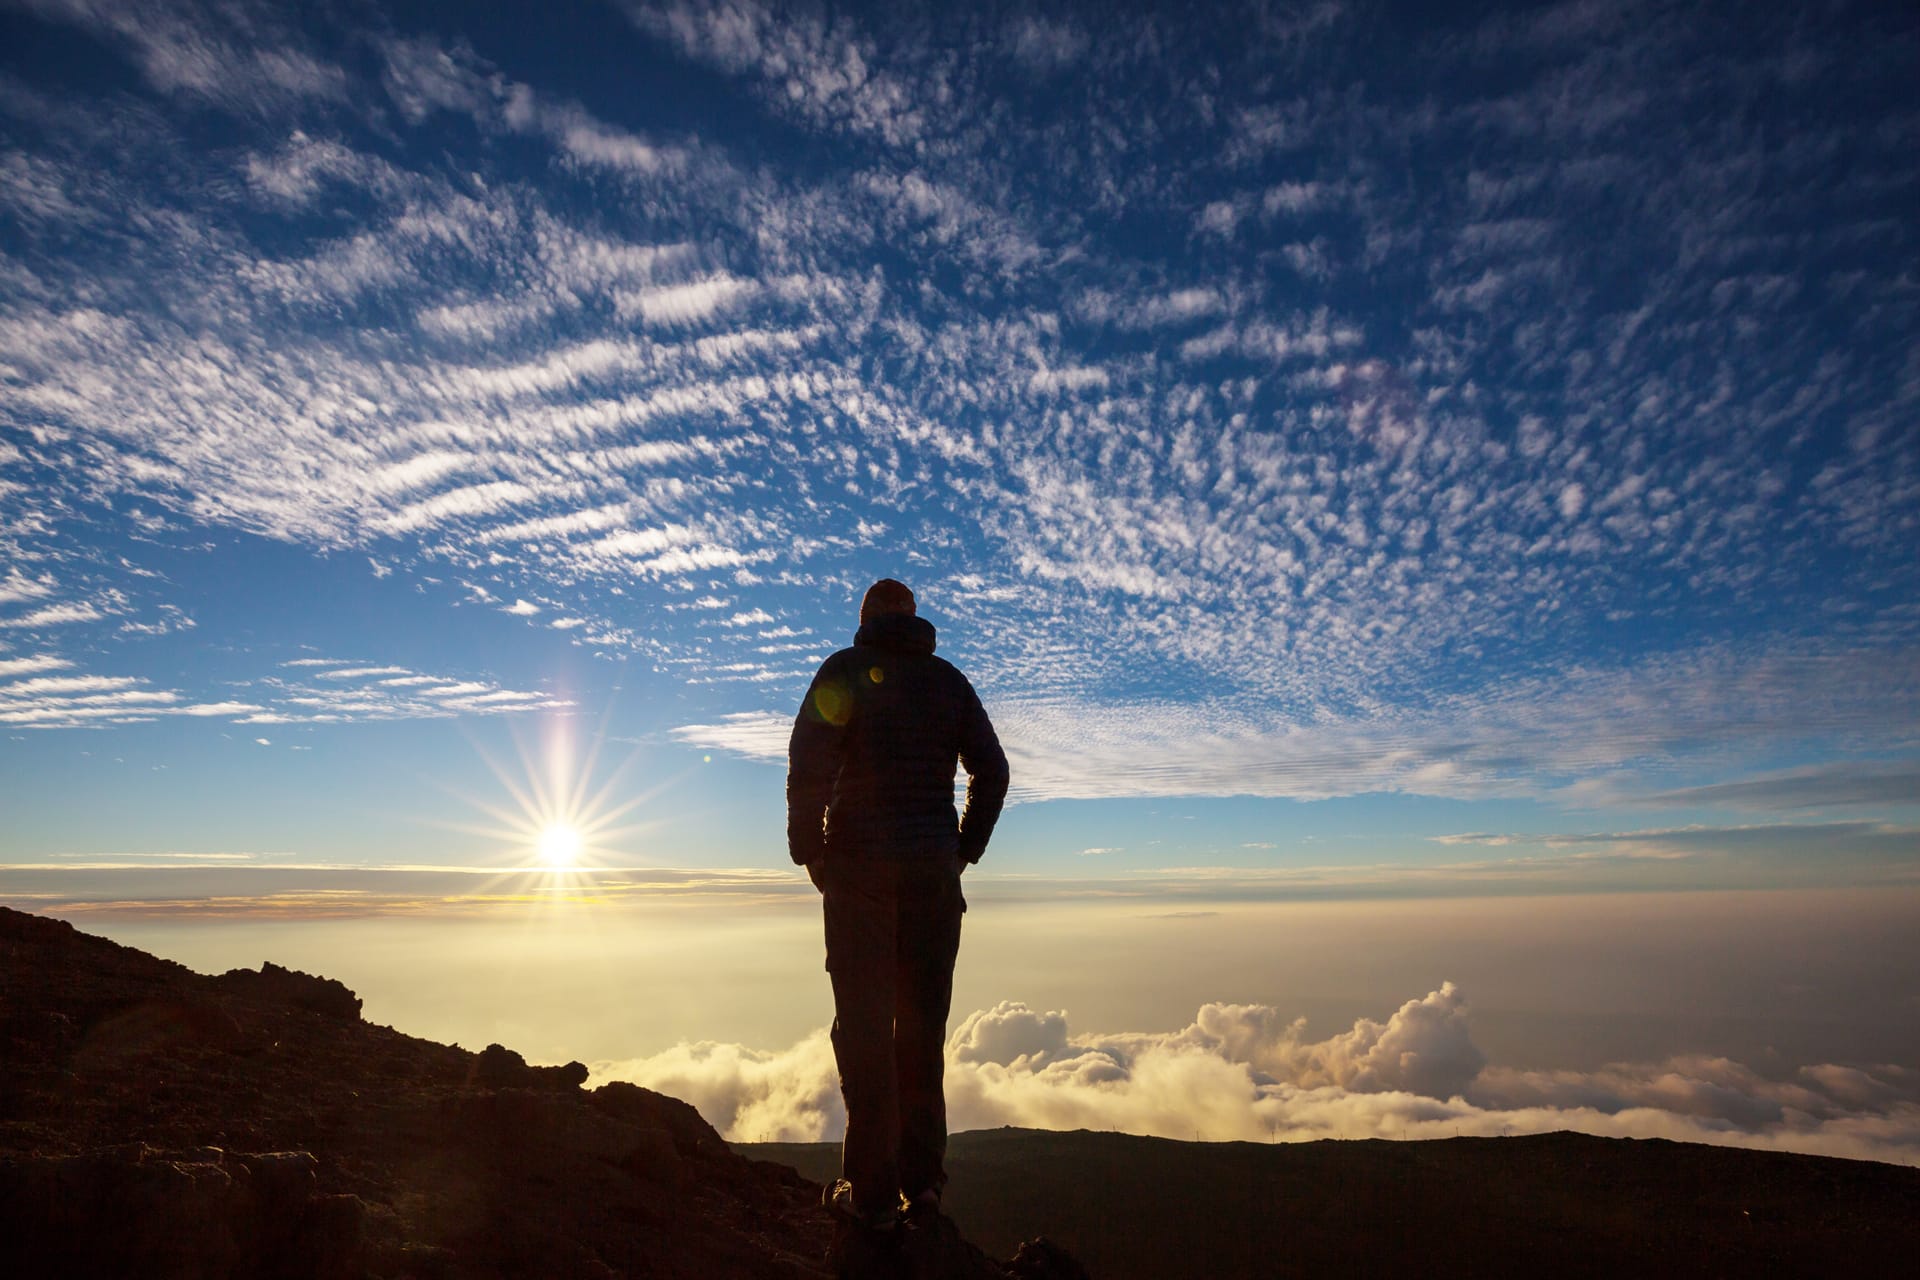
[
  {"left": 0, "top": 907, "right": 1085, "bottom": 1280},
  {"left": 747, "top": 1112, "right": 1920, "bottom": 1278}
]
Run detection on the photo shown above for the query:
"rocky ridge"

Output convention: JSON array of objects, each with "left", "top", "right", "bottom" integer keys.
[{"left": 0, "top": 907, "right": 1085, "bottom": 1279}]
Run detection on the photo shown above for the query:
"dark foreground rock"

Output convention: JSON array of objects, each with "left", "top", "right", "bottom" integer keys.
[
  {"left": 0, "top": 907, "right": 1087, "bottom": 1279},
  {"left": 745, "top": 1126, "right": 1920, "bottom": 1279}
]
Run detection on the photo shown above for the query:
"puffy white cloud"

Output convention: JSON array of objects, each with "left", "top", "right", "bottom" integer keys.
[
  {"left": 20, "top": 0, "right": 349, "bottom": 112},
  {"left": 0, "top": 654, "right": 70, "bottom": 678},
  {"left": 1004, "top": 15, "right": 1087, "bottom": 70},
  {"left": 948, "top": 1002, "right": 1073, "bottom": 1069},
  {"left": 1558, "top": 482, "right": 1587, "bottom": 520},
  {"left": 0, "top": 682, "right": 267, "bottom": 726},
  {"left": 627, "top": 0, "right": 932, "bottom": 148},
  {"left": 594, "top": 985, "right": 1920, "bottom": 1165},
  {"left": 0, "top": 571, "right": 56, "bottom": 605},
  {"left": 1025, "top": 365, "right": 1108, "bottom": 395},
  {"left": 670, "top": 711, "right": 791, "bottom": 758},
  {"left": 619, "top": 275, "right": 759, "bottom": 327},
  {"left": 603, "top": 1029, "right": 844, "bottom": 1143},
  {"left": 1196, "top": 200, "right": 1241, "bottom": 237},
  {"left": 0, "top": 600, "right": 106, "bottom": 628}
]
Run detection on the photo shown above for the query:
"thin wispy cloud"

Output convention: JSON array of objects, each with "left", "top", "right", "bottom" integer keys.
[
  {"left": 677, "top": 642, "right": 1920, "bottom": 805},
  {"left": 8, "top": 865, "right": 830, "bottom": 921},
  {"left": 247, "top": 657, "right": 572, "bottom": 724}
]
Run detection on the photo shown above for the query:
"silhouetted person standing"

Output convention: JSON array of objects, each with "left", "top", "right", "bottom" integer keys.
[{"left": 787, "top": 578, "right": 1009, "bottom": 1248}]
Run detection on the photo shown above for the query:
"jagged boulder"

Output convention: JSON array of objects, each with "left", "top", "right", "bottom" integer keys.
[
  {"left": 590, "top": 1078, "right": 728, "bottom": 1159},
  {"left": 216, "top": 961, "right": 362, "bottom": 1020},
  {"left": 472, "top": 1041, "right": 589, "bottom": 1090}
]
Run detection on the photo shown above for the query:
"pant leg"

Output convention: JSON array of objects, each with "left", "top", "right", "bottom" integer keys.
[
  {"left": 822, "top": 860, "right": 900, "bottom": 1217},
  {"left": 894, "top": 862, "right": 965, "bottom": 1200}
]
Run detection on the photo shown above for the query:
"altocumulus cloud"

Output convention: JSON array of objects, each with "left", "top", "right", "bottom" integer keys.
[
  {"left": 593, "top": 985, "right": 1920, "bottom": 1166},
  {"left": 4, "top": 0, "right": 1916, "bottom": 800}
]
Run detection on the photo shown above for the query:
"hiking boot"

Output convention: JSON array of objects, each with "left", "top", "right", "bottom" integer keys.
[
  {"left": 825, "top": 1178, "right": 900, "bottom": 1232},
  {"left": 824, "top": 1178, "right": 902, "bottom": 1278},
  {"left": 902, "top": 1188, "right": 961, "bottom": 1244}
]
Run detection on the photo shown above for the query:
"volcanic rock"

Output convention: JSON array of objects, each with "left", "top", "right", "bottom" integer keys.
[
  {"left": 472, "top": 1041, "right": 590, "bottom": 1091},
  {"left": 0, "top": 906, "right": 1088, "bottom": 1279},
  {"left": 217, "top": 961, "right": 363, "bottom": 1021}
]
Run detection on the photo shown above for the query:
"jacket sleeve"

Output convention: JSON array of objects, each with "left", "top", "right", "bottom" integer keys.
[
  {"left": 954, "top": 677, "right": 1009, "bottom": 864},
  {"left": 786, "top": 659, "right": 850, "bottom": 865}
]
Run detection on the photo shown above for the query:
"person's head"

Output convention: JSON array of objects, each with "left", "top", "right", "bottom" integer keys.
[{"left": 859, "top": 577, "right": 916, "bottom": 624}]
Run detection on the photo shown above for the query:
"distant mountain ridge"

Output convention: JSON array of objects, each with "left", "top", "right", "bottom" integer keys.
[{"left": 0, "top": 906, "right": 1081, "bottom": 1279}]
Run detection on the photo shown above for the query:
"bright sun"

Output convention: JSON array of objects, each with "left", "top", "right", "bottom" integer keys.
[
  {"left": 450, "top": 723, "right": 655, "bottom": 879},
  {"left": 536, "top": 823, "right": 584, "bottom": 868}
]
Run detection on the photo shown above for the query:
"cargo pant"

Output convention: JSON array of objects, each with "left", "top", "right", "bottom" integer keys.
[{"left": 815, "top": 854, "right": 966, "bottom": 1219}]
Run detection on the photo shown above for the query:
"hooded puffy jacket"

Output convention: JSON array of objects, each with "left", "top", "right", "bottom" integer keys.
[{"left": 786, "top": 612, "right": 1008, "bottom": 865}]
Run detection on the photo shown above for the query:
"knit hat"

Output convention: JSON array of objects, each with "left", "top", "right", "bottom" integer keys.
[{"left": 859, "top": 578, "right": 916, "bottom": 623}]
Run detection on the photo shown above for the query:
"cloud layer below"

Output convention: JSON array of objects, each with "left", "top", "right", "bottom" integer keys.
[{"left": 596, "top": 984, "right": 1920, "bottom": 1167}]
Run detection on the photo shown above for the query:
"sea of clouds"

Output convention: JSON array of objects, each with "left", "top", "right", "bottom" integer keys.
[{"left": 593, "top": 984, "right": 1920, "bottom": 1166}]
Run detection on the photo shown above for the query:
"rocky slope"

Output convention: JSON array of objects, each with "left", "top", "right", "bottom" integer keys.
[
  {"left": 748, "top": 1115, "right": 1920, "bottom": 1277},
  {"left": 0, "top": 907, "right": 1083, "bottom": 1279}
]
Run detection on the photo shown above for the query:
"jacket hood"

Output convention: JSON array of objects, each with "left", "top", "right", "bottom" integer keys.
[{"left": 854, "top": 612, "right": 937, "bottom": 655}]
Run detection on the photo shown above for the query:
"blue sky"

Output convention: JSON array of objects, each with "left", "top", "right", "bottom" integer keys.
[{"left": 1, "top": 0, "right": 1917, "bottom": 900}]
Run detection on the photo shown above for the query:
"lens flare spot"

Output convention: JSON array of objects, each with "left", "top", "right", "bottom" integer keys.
[{"left": 812, "top": 681, "right": 851, "bottom": 725}]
